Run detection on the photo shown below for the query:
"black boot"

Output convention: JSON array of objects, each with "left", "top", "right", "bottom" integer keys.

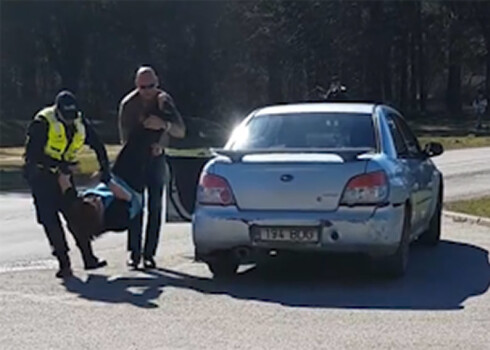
[
  {"left": 78, "top": 239, "right": 107, "bottom": 270},
  {"left": 55, "top": 255, "right": 73, "bottom": 279},
  {"left": 143, "top": 256, "right": 156, "bottom": 269},
  {"left": 83, "top": 255, "right": 108, "bottom": 270},
  {"left": 127, "top": 252, "right": 141, "bottom": 270}
]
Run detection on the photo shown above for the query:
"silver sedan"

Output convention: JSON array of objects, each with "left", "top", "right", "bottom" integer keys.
[{"left": 192, "top": 103, "right": 444, "bottom": 278}]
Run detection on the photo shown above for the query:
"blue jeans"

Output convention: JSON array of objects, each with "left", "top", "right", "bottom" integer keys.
[{"left": 127, "top": 153, "right": 166, "bottom": 259}]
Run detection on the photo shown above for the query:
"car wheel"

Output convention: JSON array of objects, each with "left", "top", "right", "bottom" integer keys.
[
  {"left": 418, "top": 187, "right": 442, "bottom": 246},
  {"left": 206, "top": 253, "right": 239, "bottom": 279},
  {"left": 373, "top": 205, "right": 411, "bottom": 278}
]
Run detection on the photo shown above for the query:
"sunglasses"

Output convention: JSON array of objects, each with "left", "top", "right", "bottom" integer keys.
[{"left": 138, "top": 83, "right": 156, "bottom": 90}]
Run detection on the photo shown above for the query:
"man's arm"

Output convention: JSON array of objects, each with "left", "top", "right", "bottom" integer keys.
[
  {"left": 58, "top": 172, "right": 74, "bottom": 193},
  {"left": 58, "top": 173, "right": 79, "bottom": 209},
  {"left": 82, "top": 118, "right": 111, "bottom": 183},
  {"left": 118, "top": 100, "right": 131, "bottom": 145},
  {"left": 118, "top": 95, "right": 140, "bottom": 145},
  {"left": 158, "top": 93, "right": 186, "bottom": 140}
]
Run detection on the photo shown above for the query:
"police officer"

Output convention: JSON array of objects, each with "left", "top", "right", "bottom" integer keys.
[{"left": 23, "top": 90, "right": 110, "bottom": 278}]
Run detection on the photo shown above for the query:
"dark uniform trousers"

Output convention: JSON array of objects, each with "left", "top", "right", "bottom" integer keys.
[{"left": 25, "top": 166, "right": 97, "bottom": 264}]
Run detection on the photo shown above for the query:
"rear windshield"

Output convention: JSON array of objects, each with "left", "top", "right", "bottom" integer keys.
[{"left": 229, "top": 113, "right": 376, "bottom": 150}]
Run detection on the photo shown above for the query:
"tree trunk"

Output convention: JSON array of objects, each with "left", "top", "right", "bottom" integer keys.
[
  {"left": 486, "top": 39, "right": 490, "bottom": 99},
  {"left": 418, "top": 30, "right": 426, "bottom": 111},
  {"left": 409, "top": 31, "right": 418, "bottom": 110},
  {"left": 365, "top": 1, "right": 383, "bottom": 100},
  {"left": 413, "top": 1, "right": 426, "bottom": 111},
  {"left": 190, "top": 3, "right": 214, "bottom": 116},
  {"left": 399, "top": 32, "right": 408, "bottom": 109},
  {"left": 446, "top": 62, "right": 462, "bottom": 112},
  {"left": 472, "top": 2, "right": 490, "bottom": 98},
  {"left": 383, "top": 45, "right": 393, "bottom": 102},
  {"left": 267, "top": 47, "right": 283, "bottom": 104},
  {"left": 446, "top": 19, "right": 462, "bottom": 112}
]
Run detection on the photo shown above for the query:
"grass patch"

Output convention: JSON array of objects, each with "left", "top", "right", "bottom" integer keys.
[
  {"left": 0, "top": 145, "right": 210, "bottom": 175},
  {"left": 418, "top": 136, "right": 490, "bottom": 150},
  {"left": 446, "top": 196, "right": 490, "bottom": 218},
  {"left": 1, "top": 133, "right": 489, "bottom": 176},
  {"left": 0, "top": 145, "right": 122, "bottom": 175},
  {"left": 1, "top": 134, "right": 490, "bottom": 175},
  {"left": 0, "top": 145, "right": 210, "bottom": 191}
]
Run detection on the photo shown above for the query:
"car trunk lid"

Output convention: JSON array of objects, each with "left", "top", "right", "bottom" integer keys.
[{"left": 213, "top": 149, "right": 370, "bottom": 211}]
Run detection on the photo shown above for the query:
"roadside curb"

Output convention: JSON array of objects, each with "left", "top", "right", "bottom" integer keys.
[{"left": 443, "top": 210, "right": 490, "bottom": 228}]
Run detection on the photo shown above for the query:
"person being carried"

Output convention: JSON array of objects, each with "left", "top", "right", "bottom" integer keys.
[{"left": 60, "top": 113, "right": 171, "bottom": 249}]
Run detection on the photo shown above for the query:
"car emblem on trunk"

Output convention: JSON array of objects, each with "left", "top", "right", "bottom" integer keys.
[{"left": 280, "top": 174, "right": 294, "bottom": 182}]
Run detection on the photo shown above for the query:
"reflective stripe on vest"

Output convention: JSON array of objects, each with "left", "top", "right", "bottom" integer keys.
[{"left": 34, "top": 106, "right": 86, "bottom": 162}]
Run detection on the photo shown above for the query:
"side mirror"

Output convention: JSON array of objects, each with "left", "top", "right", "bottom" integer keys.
[{"left": 424, "top": 142, "right": 444, "bottom": 158}]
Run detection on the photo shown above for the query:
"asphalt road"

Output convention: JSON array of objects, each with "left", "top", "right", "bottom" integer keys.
[
  {"left": 0, "top": 147, "right": 489, "bottom": 349},
  {"left": 433, "top": 146, "right": 490, "bottom": 201}
]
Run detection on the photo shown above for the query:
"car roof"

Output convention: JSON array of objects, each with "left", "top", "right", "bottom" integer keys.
[{"left": 254, "top": 103, "right": 377, "bottom": 116}]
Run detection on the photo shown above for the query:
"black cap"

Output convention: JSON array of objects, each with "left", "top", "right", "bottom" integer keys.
[{"left": 55, "top": 90, "right": 79, "bottom": 120}]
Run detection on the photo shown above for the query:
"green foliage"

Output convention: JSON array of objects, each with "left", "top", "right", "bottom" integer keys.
[{"left": 0, "top": 0, "right": 489, "bottom": 146}]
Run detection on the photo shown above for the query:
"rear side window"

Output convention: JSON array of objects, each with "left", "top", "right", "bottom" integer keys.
[
  {"left": 229, "top": 113, "right": 376, "bottom": 150},
  {"left": 396, "top": 117, "right": 423, "bottom": 155},
  {"left": 386, "top": 114, "right": 409, "bottom": 156}
]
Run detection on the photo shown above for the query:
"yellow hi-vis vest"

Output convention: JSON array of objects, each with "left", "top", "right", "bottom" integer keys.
[{"left": 34, "top": 106, "right": 86, "bottom": 163}]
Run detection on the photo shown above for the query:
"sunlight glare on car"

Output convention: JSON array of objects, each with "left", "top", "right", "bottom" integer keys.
[{"left": 230, "top": 124, "right": 249, "bottom": 149}]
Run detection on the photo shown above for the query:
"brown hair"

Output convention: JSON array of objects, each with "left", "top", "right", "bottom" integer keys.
[{"left": 66, "top": 198, "right": 104, "bottom": 241}]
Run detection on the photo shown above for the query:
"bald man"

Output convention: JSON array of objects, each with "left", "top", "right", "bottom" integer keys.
[{"left": 118, "top": 66, "right": 185, "bottom": 269}]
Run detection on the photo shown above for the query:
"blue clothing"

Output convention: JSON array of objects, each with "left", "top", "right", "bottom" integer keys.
[{"left": 83, "top": 175, "right": 143, "bottom": 231}]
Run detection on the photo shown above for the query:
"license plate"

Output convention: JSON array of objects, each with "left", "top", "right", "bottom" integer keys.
[{"left": 254, "top": 227, "right": 320, "bottom": 243}]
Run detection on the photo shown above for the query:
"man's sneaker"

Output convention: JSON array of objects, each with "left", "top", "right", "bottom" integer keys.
[
  {"left": 143, "top": 257, "right": 156, "bottom": 269},
  {"left": 84, "top": 258, "right": 108, "bottom": 270}
]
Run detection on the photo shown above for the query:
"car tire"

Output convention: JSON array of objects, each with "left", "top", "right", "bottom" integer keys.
[
  {"left": 418, "top": 186, "right": 442, "bottom": 246},
  {"left": 206, "top": 253, "right": 239, "bottom": 279},
  {"left": 373, "top": 205, "right": 411, "bottom": 279}
]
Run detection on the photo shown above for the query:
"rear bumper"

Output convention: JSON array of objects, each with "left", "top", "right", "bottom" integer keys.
[{"left": 192, "top": 204, "right": 405, "bottom": 259}]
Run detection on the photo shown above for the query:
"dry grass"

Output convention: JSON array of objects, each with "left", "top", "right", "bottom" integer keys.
[
  {"left": 2, "top": 135, "right": 489, "bottom": 173},
  {"left": 418, "top": 136, "right": 490, "bottom": 151},
  {"left": 0, "top": 145, "right": 210, "bottom": 175},
  {"left": 446, "top": 196, "right": 490, "bottom": 218}
]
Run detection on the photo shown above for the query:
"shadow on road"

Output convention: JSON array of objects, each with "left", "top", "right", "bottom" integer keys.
[{"left": 63, "top": 240, "right": 490, "bottom": 310}]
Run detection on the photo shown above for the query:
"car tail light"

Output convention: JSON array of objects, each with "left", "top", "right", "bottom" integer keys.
[
  {"left": 197, "top": 173, "right": 236, "bottom": 206},
  {"left": 340, "top": 171, "right": 389, "bottom": 206}
]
